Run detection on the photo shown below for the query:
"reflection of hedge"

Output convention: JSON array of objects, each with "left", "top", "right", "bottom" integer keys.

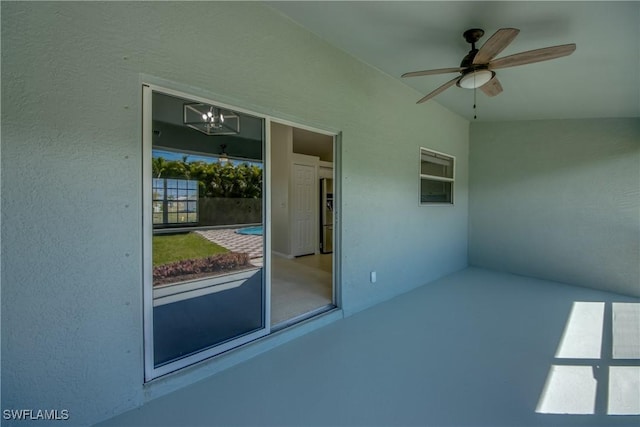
[
  {"left": 153, "top": 252, "right": 251, "bottom": 286},
  {"left": 153, "top": 157, "right": 262, "bottom": 198},
  {"left": 198, "top": 198, "right": 262, "bottom": 226}
]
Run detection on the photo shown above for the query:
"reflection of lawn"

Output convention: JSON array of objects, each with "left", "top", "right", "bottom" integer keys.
[{"left": 153, "top": 232, "right": 228, "bottom": 266}]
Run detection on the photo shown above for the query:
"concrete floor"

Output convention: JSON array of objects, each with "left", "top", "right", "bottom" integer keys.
[{"left": 98, "top": 268, "right": 639, "bottom": 427}]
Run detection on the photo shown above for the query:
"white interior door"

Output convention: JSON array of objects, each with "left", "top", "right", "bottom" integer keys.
[{"left": 292, "top": 163, "right": 316, "bottom": 256}]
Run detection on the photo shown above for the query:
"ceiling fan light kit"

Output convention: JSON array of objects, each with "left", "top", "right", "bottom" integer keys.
[
  {"left": 457, "top": 68, "right": 495, "bottom": 89},
  {"left": 402, "top": 27, "right": 576, "bottom": 105}
]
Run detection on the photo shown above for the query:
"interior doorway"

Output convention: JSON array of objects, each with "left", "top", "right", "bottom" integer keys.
[{"left": 270, "top": 122, "right": 336, "bottom": 327}]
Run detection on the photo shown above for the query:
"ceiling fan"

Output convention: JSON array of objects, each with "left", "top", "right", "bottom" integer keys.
[{"left": 402, "top": 28, "right": 576, "bottom": 103}]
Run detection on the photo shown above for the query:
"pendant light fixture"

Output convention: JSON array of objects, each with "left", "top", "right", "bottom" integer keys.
[{"left": 184, "top": 103, "right": 240, "bottom": 136}]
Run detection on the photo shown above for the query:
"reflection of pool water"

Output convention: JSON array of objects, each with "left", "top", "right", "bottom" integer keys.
[{"left": 235, "top": 226, "right": 263, "bottom": 235}]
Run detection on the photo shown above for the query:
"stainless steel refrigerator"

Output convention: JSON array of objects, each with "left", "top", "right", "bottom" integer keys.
[{"left": 320, "top": 178, "right": 333, "bottom": 254}]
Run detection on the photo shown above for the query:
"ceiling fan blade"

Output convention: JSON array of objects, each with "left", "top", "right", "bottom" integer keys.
[
  {"left": 489, "top": 43, "right": 576, "bottom": 69},
  {"left": 417, "top": 76, "right": 460, "bottom": 104},
  {"left": 480, "top": 76, "right": 503, "bottom": 97},
  {"left": 473, "top": 28, "right": 520, "bottom": 65},
  {"left": 402, "top": 67, "right": 462, "bottom": 78}
]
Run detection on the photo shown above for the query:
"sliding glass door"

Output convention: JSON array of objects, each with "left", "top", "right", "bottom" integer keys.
[{"left": 143, "top": 85, "right": 269, "bottom": 379}]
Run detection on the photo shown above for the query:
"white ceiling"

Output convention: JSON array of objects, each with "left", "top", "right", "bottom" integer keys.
[{"left": 268, "top": 1, "right": 640, "bottom": 122}]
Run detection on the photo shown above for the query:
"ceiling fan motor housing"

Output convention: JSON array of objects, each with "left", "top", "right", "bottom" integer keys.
[
  {"left": 458, "top": 29, "right": 493, "bottom": 89},
  {"left": 460, "top": 29, "right": 485, "bottom": 68},
  {"left": 460, "top": 50, "right": 479, "bottom": 68}
]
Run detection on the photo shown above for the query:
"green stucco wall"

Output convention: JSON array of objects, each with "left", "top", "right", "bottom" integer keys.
[
  {"left": 469, "top": 118, "right": 640, "bottom": 297},
  {"left": 1, "top": 3, "right": 469, "bottom": 425}
]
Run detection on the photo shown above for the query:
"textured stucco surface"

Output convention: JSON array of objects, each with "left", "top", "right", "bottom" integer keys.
[
  {"left": 469, "top": 118, "right": 640, "bottom": 297},
  {"left": 1, "top": 2, "right": 468, "bottom": 425}
]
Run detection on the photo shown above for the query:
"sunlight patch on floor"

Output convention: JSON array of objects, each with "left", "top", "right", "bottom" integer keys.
[
  {"left": 537, "top": 301, "right": 640, "bottom": 416},
  {"left": 537, "top": 365, "right": 597, "bottom": 414},
  {"left": 612, "top": 302, "right": 640, "bottom": 359},
  {"left": 608, "top": 366, "right": 640, "bottom": 415},
  {"left": 555, "top": 302, "right": 604, "bottom": 359}
]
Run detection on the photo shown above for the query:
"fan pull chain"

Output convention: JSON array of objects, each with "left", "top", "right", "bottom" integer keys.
[
  {"left": 472, "top": 72, "right": 478, "bottom": 120},
  {"left": 473, "top": 87, "right": 477, "bottom": 120}
]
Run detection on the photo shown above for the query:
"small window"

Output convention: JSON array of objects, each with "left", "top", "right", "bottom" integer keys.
[
  {"left": 152, "top": 178, "right": 199, "bottom": 226},
  {"left": 420, "top": 148, "right": 454, "bottom": 204}
]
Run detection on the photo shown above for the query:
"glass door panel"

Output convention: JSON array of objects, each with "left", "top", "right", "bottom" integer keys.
[{"left": 144, "top": 87, "right": 268, "bottom": 377}]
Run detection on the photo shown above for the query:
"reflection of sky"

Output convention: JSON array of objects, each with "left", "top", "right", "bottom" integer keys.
[{"left": 152, "top": 149, "right": 262, "bottom": 168}]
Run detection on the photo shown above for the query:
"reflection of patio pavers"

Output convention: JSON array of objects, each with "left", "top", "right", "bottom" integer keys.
[{"left": 196, "top": 229, "right": 263, "bottom": 259}]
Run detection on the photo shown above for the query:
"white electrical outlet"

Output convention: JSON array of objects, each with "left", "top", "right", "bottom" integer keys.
[{"left": 370, "top": 271, "right": 377, "bottom": 283}]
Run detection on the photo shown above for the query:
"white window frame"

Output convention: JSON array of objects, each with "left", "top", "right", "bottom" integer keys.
[{"left": 419, "top": 147, "right": 455, "bottom": 205}]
